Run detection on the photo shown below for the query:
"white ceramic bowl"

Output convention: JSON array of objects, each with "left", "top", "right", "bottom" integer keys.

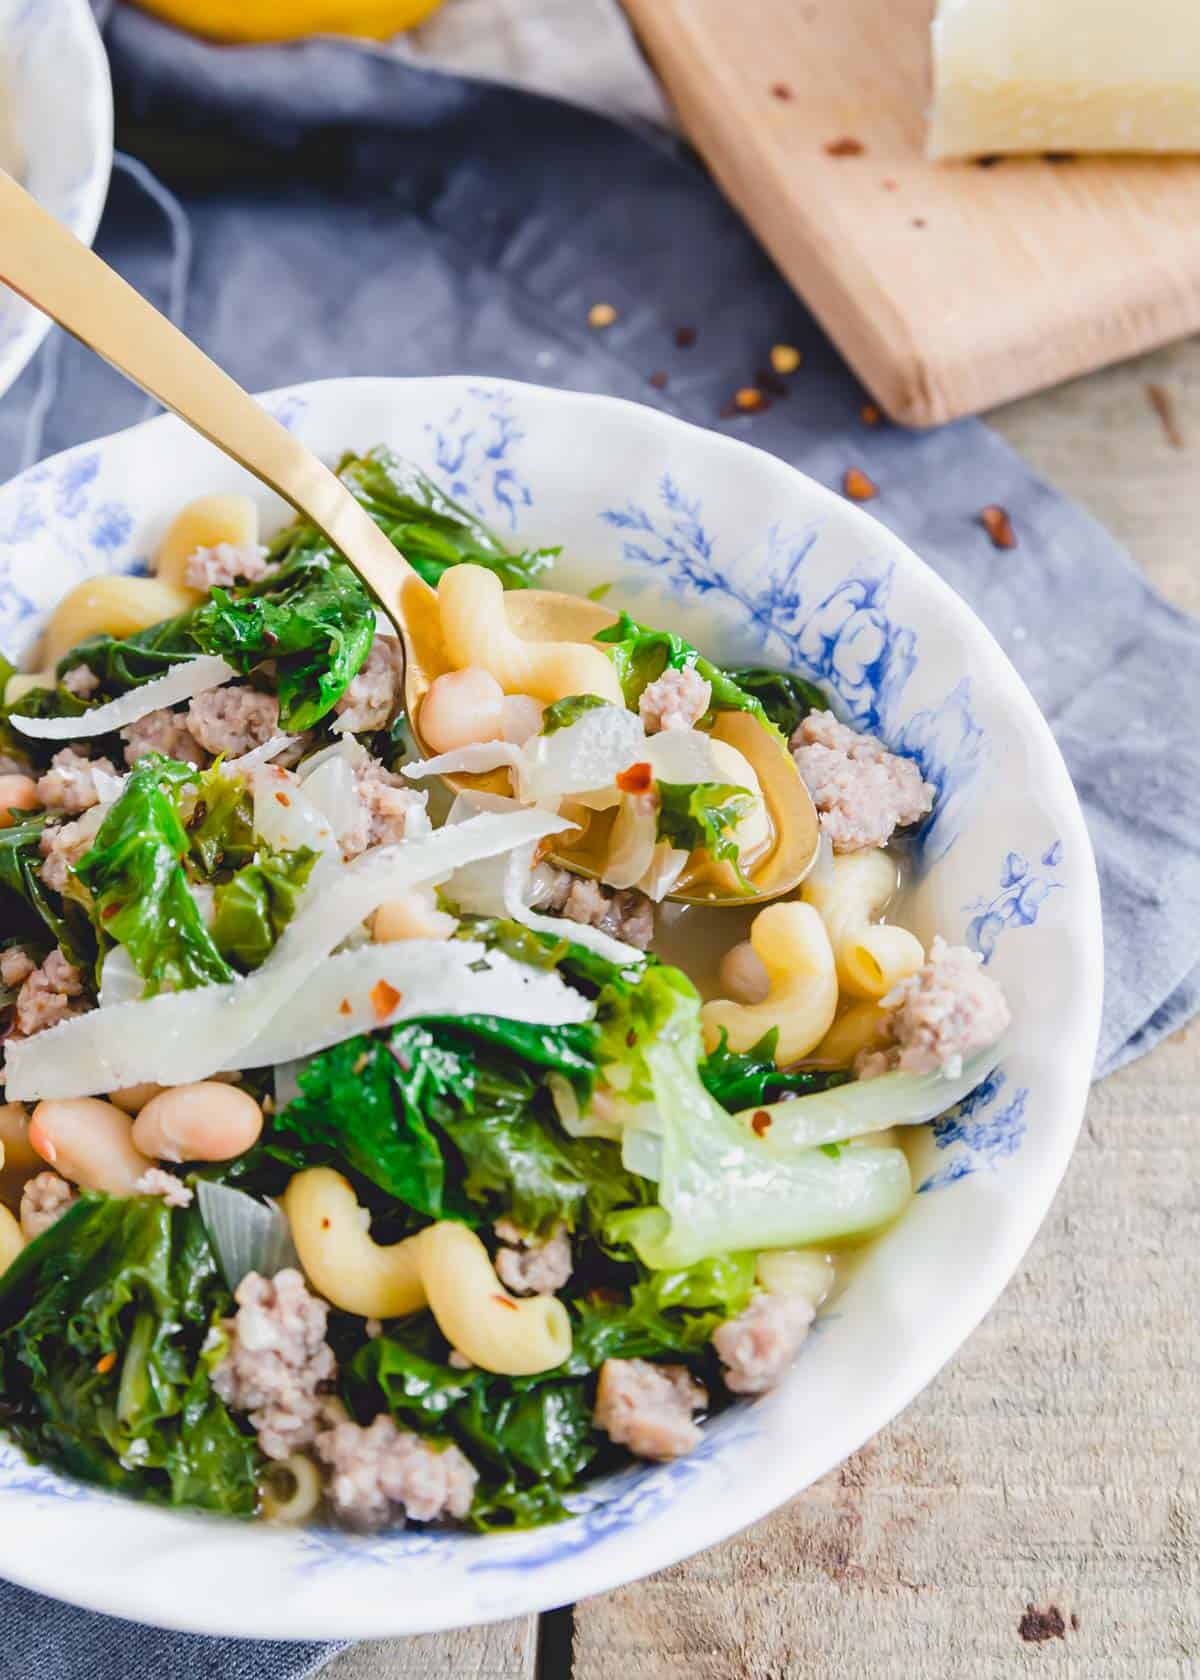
[
  {"left": 0, "top": 377, "right": 1102, "bottom": 1638},
  {"left": 0, "top": 0, "right": 112, "bottom": 398}
]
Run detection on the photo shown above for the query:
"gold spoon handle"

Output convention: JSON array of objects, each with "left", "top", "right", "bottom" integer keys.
[{"left": 0, "top": 170, "right": 426, "bottom": 620}]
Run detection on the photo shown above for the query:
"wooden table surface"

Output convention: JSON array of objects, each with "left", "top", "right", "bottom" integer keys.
[{"left": 323, "top": 337, "right": 1200, "bottom": 1680}]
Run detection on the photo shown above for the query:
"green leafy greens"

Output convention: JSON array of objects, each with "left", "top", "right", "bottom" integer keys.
[
  {"left": 0, "top": 1194, "right": 259, "bottom": 1513},
  {"left": 540, "top": 693, "right": 608, "bottom": 735},
  {"left": 655, "top": 781, "right": 754, "bottom": 888},
  {"left": 726, "top": 666, "right": 827, "bottom": 739},
  {"left": 0, "top": 812, "right": 94, "bottom": 972},
  {"left": 699, "top": 1028, "right": 852, "bottom": 1109},
  {"left": 210, "top": 846, "right": 317, "bottom": 972},
  {"left": 594, "top": 611, "right": 775, "bottom": 731}
]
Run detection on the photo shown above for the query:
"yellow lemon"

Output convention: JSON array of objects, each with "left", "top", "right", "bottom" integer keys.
[{"left": 130, "top": 0, "right": 446, "bottom": 42}]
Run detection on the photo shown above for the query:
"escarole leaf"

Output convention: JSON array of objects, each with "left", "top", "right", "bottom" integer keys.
[
  {"left": 540, "top": 694, "right": 607, "bottom": 735},
  {"left": 331, "top": 447, "right": 557, "bottom": 591},
  {"left": 656, "top": 781, "right": 753, "bottom": 884},
  {"left": 699, "top": 1028, "right": 851, "bottom": 1109},
  {"left": 181, "top": 765, "right": 257, "bottom": 879},
  {"left": 0, "top": 1193, "right": 259, "bottom": 1513},
  {"left": 567, "top": 1252, "right": 757, "bottom": 1371},
  {"left": 76, "top": 757, "right": 234, "bottom": 996},
  {"left": 725, "top": 667, "right": 827, "bottom": 739},
  {"left": 594, "top": 611, "right": 776, "bottom": 730},
  {"left": 210, "top": 846, "right": 318, "bottom": 972},
  {"left": 0, "top": 813, "right": 95, "bottom": 972},
  {"left": 608, "top": 982, "right": 912, "bottom": 1268}
]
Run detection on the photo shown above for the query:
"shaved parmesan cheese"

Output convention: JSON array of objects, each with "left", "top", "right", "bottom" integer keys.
[
  {"left": 224, "top": 938, "right": 592, "bottom": 1069},
  {"left": 402, "top": 741, "right": 524, "bottom": 780},
  {"left": 9, "top": 656, "right": 237, "bottom": 740},
  {"left": 4, "top": 807, "right": 571, "bottom": 1100},
  {"left": 518, "top": 706, "right": 645, "bottom": 808},
  {"left": 224, "top": 734, "right": 298, "bottom": 775},
  {"left": 928, "top": 0, "right": 1200, "bottom": 158}
]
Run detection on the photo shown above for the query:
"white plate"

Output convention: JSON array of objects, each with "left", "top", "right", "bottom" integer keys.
[
  {"left": 0, "top": 0, "right": 112, "bottom": 399},
  {"left": 0, "top": 377, "right": 1103, "bottom": 1638}
]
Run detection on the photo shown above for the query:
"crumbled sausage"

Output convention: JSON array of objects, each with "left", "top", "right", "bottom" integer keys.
[
  {"left": 133, "top": 1167, "right": 194, "bottom": 1208},
  {"left": 856, "top": 935, "right": 1010, "bottom": 1081},
  {"left": 183, "top": 542, "right": 271, "bottom": 593},
  {"left": 535, "top": 867, "right": 655, "bottom": 950},
  {"left": 638, "top": 666, "right": 712, "bottom": 734},
  {"left": 61, "top": 664, "right": 100, "bottom": 699},
  {"left": 333, "top": 636, "right": 405, "bottom": 735},
  {"left": 211, "top": 1269, "right": 337, "bottom": 1461},
  {"left": 38, "top": 810, "right": 103, "bottom": 894},
  {"left": 712, "top": 1292, "right": 816, "bottom": 1395},
  {"left": 19, "top": 1171, "right": 76, "bottom": 1240},
  {"left": 314, "top": 1404, "right": 479, "bottom": 1530},
  {"left": 35, "top": 747, "right": 119, "bottom": 815},
  {"left": 341, "top": 755, "right": 429, "bottom": 860},
  {"left": 122, "top": 707, "right": 208, "bottom": 768},
  {"left": 13, "top": 947, "right": 86, "bottom": 1037},
  {"left": 493, "top": 1218, "right": 573, "bottom": 1296},
  {"left": 187, "top": 686, "right": 280, "bottom": 760},
  {"left": 790, "top": 711, "right": 933, "bottom": 852},
  {"left": 0, "top": 947, "right": 35, "bottom": 989},
  {"left": 593, "top": 1358, "right": 707, "bottom": 1460}
]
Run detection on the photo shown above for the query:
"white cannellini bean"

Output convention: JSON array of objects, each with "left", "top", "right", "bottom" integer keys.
[
  {"left": 372, "top": 891, "right": 457, "bottom": 943},
  {"left": 109, "top": 1083, "right": 166, "bottom": 1116},
  {"left": 131, "top": 1082, "right": 263, "bottom": 1164},
  {"left": 718, "top": 940, "right": 771, "bottom": 1005},
  {"left": 419, "top": 668, "right": 505, "bottom": 754},
  {"left": 29, "top": 1098, "right": 154, "bottom": 1194},
  {"left": 0, "top": 775, "right": 39, "bottom": 827}
]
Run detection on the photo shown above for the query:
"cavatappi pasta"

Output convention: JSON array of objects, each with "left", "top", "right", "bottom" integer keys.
[{"left": 0, "top": 450, "right": 1010, "bottom": 1534}]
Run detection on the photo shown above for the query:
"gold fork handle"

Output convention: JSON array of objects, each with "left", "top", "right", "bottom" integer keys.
[{"left": 0, "top": 171, "right": 423, "bottom": 616}]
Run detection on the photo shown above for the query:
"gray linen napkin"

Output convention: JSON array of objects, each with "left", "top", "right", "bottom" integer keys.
[{"left": 0, "top": 9, "right": 1196, "bottom": 1667}]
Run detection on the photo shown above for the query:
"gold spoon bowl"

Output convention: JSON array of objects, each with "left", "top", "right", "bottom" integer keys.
[{"left": 0, "top": 170, "right": 819, "bottom": 906}]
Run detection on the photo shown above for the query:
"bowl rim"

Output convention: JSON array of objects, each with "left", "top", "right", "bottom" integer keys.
[
  {"left": 0, "top": 0, "right": 114, "bottom": 399},
  {"left": 0, "top": 375, "right": 1104, "bottom": 1638}
]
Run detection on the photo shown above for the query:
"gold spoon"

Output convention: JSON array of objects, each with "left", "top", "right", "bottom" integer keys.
[{"left": 0, "top": 172, "right": 819, "bottom": 906}]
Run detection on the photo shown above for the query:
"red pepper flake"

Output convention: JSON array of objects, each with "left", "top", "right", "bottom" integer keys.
[
  {"left": 588, "top": 1286, "right": 623, "bottom": 1305},
  {"left": 616, "top": 761, "right": 653, "bottom": 794},
  {"left": 770, "top": 82, "right": 793, "bottom": 101},
  {"left": 371, "top": 979, "right": 401, "bottom": 1021},
  {"left": 860, "top": 402, "right": 882, "bottom": 426},
  {"left": 275, "top": 791, "right": 291, "bottom": 807},
  {"left": 492, "top": 1294, "right": 519, "bottom": 1312},
  {"left": 978, "top": 504, "right": 1017, "bottom": 549},
  {"left": 95, "top": 1351, "right": 117, "bottom": 1376},
  {"left": 338, "top": 997, "right": 352, "bottom": 1016},
  {"left": 100, "top": 902, "right": 122, "bottom": 921},
  {"left": 1147, "top": 382, "right": 1184, "bottom": 449},
  {"left": 321, "top": 1217, "right": 331, "bottom": 1231},
  {"left": 674, "top": 325, "right": 697, "bottom": 349},
  {"left": 824, "top": 136, "right": 864, "bottom": 157},
  {"left": 882, "top": 178, "right": 898, "bottom": 191},
  {"left": 648, "top": 370, "right": 669, "bottom": 390},
  {"left": 843, "top": 467, "right": 878, "bottom": 502},
  {"left": 911, "top": 217, "right": 927, "bottom": 229},
  {"left": 750, "top": 1110, "right": 772, "bottom": 1138},
  {"left": 734, "top": 386, "right": 766, "bottom": 412},
  {"left": 626, "top": 1029, "right": 638, "bottom": 1048}
]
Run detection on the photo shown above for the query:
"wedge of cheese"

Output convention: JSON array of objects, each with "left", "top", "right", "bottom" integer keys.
[{"left": 928, "top": 0, "right": 1200, "bottom": 158}]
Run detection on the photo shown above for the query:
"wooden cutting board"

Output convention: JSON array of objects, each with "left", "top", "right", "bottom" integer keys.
[{"left": 619, "top": 0, "right": 1200, "bottom": 427}]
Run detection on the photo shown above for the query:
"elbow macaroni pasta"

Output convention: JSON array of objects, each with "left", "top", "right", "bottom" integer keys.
[
  {"left": 154, "top": 493, "right": 260, "bottom": 595},
  {"left": 814, "top": 1000, "right": 887, "bottom": 1068},
  {"left": 261, "top": 1454, "right": 324, "bottom": 1526},
  {"left": 0, "top": 1202, "right": 23, "bottom": 1275},
  {"left": 42, "top": 575, "right": 196, "bottom": 668},
  {"left": 417, "top": 1221, "right": 572, "bottom": 1376},
  {"left": 436, "top": 563, "right": 624, "bottom": 707},
  {"left": 802, "top": 850, "right": 924, "bottom": 1001},
  {"left": 701, "top": 901, "right": 838, "bottom": 1066},
  {"left": 283, "top": 1169, "right": 573, "bottom": 1375},
  {"left": 284, "top": 1168, "right": 425, "bottom": 1319}
]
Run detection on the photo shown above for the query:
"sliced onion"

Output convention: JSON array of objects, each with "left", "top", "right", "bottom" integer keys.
[
  {"left": 251, "top": 762, "right": 338, "bottom": 856},
  {"left": 10, "top": 656, "right": 237, "bottom": 740},
  {"left": 641, "top": 727, "right": 727, "bottom": 783},
  {"left": 224, "top": 734, "right": 299, "bottom": 776},
  {"left": 602, "top": 793, "right": 657, "bottom": 891},
  {"left": 4, "top": 807, "right": 572, "bottom": 1101},
  {"left": 224, "top": 937, "right": 592, "bottom": 1070},
  {"left": 637, "top": 840, "right": 689, "bottom": 903},
  {"left": 402, "top": 741, "right": 523, "bottom": 780},
  {"left": 196, "top": 1180, "right": 301, "bottom": 1291}
]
